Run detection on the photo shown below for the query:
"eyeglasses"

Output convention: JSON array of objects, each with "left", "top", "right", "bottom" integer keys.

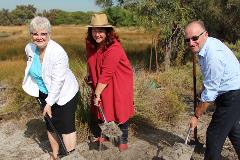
[
  {"left": 185, "top": 31, "right": 205, "bottom": 43},
  {"left": 31, "top": 32, "right": 48, "bottom": 37}
]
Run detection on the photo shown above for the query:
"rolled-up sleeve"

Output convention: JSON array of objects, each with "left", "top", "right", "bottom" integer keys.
[{"left": 98, "top": 47, "right": 122, "bottom": 84}]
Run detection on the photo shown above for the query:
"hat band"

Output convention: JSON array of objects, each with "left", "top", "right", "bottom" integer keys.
[{"left": 91, "top": 23, "right": 110, "bottom": 26}]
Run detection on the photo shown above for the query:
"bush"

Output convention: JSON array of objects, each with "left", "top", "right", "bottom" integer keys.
[{"left": 133, "top": 66, "right": 197, "bottom": 127}]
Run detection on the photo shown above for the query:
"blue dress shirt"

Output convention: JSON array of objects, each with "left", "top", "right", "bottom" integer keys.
[{"left": 198, "top": 37, "right": 240, "bottom": 102}]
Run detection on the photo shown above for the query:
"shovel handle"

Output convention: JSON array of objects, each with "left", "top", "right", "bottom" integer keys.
[
  {"left": 97, "top": 105, "right": 107, "bottom": 123},
  {"left": 184, "top": 127, "right": 192, "bottom": 144}
]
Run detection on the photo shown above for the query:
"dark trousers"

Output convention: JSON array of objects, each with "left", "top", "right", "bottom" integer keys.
[
  {"left": 204, "top": 89, "right": 240, "bottom": 160},
  {"left": 119, "top": 122, "right": 128, "bottom": 144}
]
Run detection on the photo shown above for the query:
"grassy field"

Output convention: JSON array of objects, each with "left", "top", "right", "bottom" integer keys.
[{"left": 0, "top": 25, "right": 202, "bottom": 140}]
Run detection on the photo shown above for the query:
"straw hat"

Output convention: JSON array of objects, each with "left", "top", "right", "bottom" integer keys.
[{"left": 88, "top": 13, "right": 113, "bottom": 27}]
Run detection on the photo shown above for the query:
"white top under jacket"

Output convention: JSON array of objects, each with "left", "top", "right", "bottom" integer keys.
[{"left": 22, "top": 40, "right": 79, "bottom": 106}]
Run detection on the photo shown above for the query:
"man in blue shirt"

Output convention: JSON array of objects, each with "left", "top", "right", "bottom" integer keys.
[{"left": 185, "top": 20, "right": 240, "bottom": 159}]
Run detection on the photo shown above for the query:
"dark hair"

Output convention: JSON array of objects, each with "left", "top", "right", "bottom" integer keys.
[{"left": 86, "top": 27, "right": 120, "bottom": 51}]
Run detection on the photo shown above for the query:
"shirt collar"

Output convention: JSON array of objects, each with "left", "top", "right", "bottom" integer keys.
[{"left": 198, "top": 37, "right": 210, "bottom": 57}]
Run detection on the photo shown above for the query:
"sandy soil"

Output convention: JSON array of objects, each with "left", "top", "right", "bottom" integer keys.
[
  {"left": 0, "top": 85, "right": 238, "bottom": 160},
  {"left": 0, "top": 110, "right": 238, "bottom": 160}
]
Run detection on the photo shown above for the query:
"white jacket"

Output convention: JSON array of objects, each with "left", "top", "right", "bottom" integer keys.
[{"left": 22, "top": 40, "right": 79, "bottom": 106}]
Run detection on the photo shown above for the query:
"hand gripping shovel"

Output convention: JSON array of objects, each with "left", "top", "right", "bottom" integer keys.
[
  {"left": 37, "top": 99, "right": 69, "bottom": 156},
  {"left": 159, "top": 127, "right": 195, "bottom": 160},
  {"left": 97, "top": 104, "right": 122, "bottom": 138}
]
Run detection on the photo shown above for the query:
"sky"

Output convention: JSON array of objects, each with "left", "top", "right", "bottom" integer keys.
[{"left": 0, "top": 0, "right": 102, "bottom": 12}]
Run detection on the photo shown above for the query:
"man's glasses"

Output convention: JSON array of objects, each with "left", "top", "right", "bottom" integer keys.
[
  {"left": 185, "top": 31, "right": 205, "bottom": 43},
  {"left": 31, "top": 32, "right": 48, "bottom": 37}
]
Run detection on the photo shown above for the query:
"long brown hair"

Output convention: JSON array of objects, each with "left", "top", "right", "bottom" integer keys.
[{"left": 86, "top": 27, "right": 120, "bottom": 51}]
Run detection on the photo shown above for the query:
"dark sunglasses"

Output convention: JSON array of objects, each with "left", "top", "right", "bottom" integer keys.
[{"left": 185, "top": 31, "right": 205, "bottom": 43}]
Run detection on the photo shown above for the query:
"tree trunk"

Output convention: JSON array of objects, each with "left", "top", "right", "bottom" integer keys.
[
  {"left": 149, "top": 37, "right": 154, "bottom": 71},
  {"left": 154, "top": 38, "right": 159, "bottom": 72},
  {"left": 164, "top": 41, "right": 172, "bottom": 71}
]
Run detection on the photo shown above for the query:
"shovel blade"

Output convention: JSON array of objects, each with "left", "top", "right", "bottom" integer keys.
[{"left": 99, "top": 121, "right": 122, "bottom": 138}]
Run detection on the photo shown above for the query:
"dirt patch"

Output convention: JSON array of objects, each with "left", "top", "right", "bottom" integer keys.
[
  {"left": 0, "top": 109, "right": 238, "bottom": 159},
  {"left": 158, "top": 142, "right": 194, "bottom": 160}
]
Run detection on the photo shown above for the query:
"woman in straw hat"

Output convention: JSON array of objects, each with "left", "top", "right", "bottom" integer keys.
[{"left": 85, "top": 13, "right": 134, "bottom": 151}]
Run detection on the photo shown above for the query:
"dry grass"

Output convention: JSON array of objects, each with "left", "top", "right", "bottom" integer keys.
[
  {"left": 133, "top": 62, "right": 203, "bottom": 128},
  {"left": 0, "top": 60, "right": 25, "bottom": 83},
  {"left": 116, "top": 27, "right": 152, "bottom": 45},
  {"left": 0, "top": 26, "right": 28, "bottom": 34},
  {"left": 134, "top": 68, "right": 188, "bottom": 126},
  {"left": 0, "top": 60, "right": 31, "bottom": 115}
]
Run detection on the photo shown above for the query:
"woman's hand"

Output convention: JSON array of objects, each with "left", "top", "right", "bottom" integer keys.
[
  {"left": 43, "top": 104, "right": 52, "bottom": 118},
  {"left": 94, "top": 94, "right": 101, "bottom": 106},
  {"left": 93, "top": 83, "right": 107, "bottom": 106}
]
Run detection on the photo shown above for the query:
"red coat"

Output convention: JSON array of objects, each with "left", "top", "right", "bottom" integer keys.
[{"left": 87, "top": 40, "right": 134, "bottom": 124}]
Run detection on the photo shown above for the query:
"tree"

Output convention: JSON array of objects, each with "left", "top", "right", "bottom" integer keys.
[
  {"left": 96, "top": 0, "right": 192, "bottom": 71},
  {"left": 218, "top": 0, "right": 240, "bottom": 42},
  {"left": 104, "top": 7, "right": 139, "bottom": 26},
  {"left": 42, "top": 9, "right": 93, "bottom": 25},
  {"left": 96, "top": 0, "right": 240, "bottom": 70},
  {"left": 184, "top": 0, "right": 240, "bottom": 42},
  {"left": 0, "top": 9, "right": 13, "bottom": 25},
  {"left": 11, "top": 5, "right": 36, "bottom": 25},
  {"left": 96, "top": 0, "right": 114, "bottom": 8}
]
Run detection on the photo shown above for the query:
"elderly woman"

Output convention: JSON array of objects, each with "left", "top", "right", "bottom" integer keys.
[
  {"left": 22, "top": 16, "right": 79, "bottom": 160},
  {"left": 85, "top": 13, "right": 134, "bottom": 151}
]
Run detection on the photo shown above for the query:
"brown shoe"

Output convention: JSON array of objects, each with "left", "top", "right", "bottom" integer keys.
[{"left": 118, "top": 143, "right": 128, "bottom": 152}]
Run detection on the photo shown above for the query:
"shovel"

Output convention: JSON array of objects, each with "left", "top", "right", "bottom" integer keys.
[
  {"left": 159, "top": 127, "right": 195, "bottom": 160},
  {"left": 37, "top": 99, "right": 69, "bottom": 156},
  {"left": 97, "top": 104, "right": 122, "bottom": 138},
  {"left": 96, "top": 105, "right": 123, "bottom": 151}
]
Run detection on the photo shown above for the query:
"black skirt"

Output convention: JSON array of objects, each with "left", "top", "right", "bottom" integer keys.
[{"left": 37, "top": 91, "right": 79, "bottom": 134}]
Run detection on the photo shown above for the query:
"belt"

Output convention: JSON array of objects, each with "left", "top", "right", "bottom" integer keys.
[{"left": 216, "top": 89, "right": 240, "bottom": 102}]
